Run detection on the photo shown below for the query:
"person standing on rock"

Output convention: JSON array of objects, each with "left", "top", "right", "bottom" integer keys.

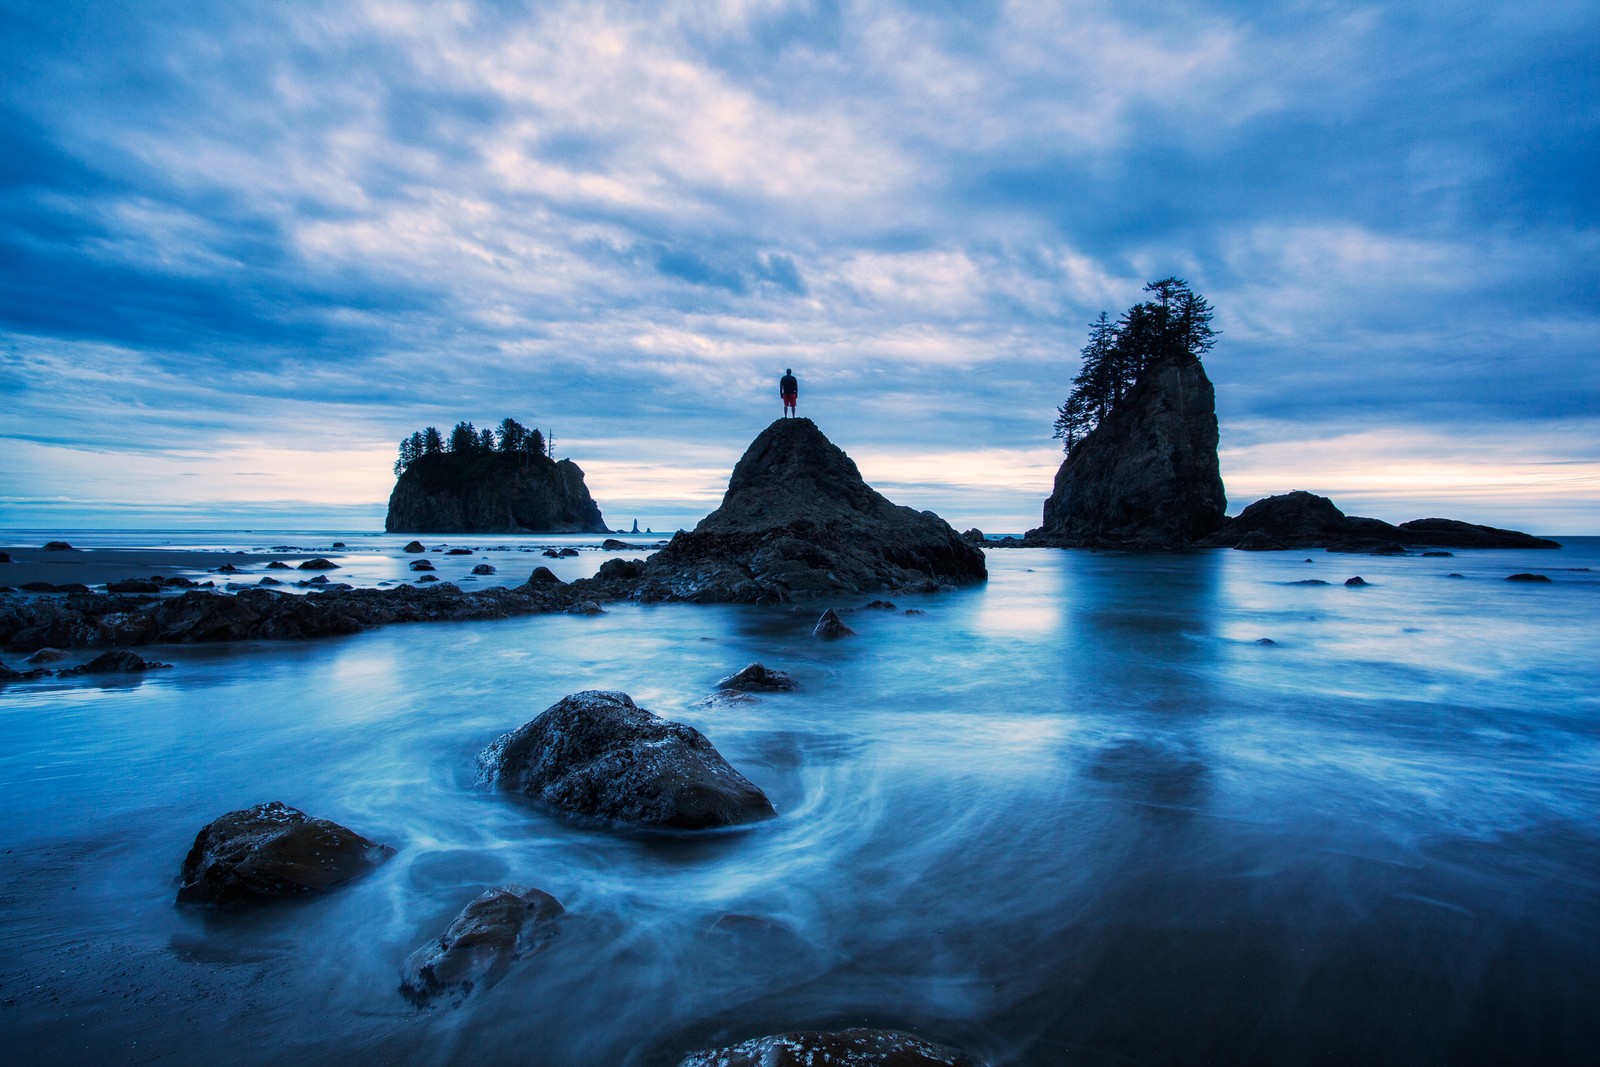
[{"left": 779, "top": 368, "right": 798, "bottom": 418}]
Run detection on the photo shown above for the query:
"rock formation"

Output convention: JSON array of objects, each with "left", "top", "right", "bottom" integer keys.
[
  {"left": 176, "top": 801, "right": 394, "bottom": 904},
  {"left": 676, "top": 1028, "right": 992, "bottom": 1067},
  {"left": 1030, "top": 352, "right": 1226, "bottom": 546},
  {"left": 386, "top": 451, "right": 608, "bottom": 534},
  {"left": 475, "top": 690, "right": 775, "bottom": 830},
  {"left": 400, "top": 885, "right": 564, "bottom": 1006},
  {"left": 1202, "top": 490, "right": 1560, "bottom": 551},
  {"left": 636, "top": 418, "right": 985, "bottom": 602}
]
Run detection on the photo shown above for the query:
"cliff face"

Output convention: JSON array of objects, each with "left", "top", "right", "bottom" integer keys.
[
  {"left": 1031, "top": 353, "right": 1226, "bottom": 546},
  {"left": 638, "top": 418, "right": 986, "bottom": 602},
  {"left": 384, "top": 452, "right": 608, "bottom": 534}
]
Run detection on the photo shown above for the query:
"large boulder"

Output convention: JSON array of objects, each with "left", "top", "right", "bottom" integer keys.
[
  {"left": 1030, "top": 352, "right": 1226, "bottom": 546},
  {"left": 400, "top": 885, "right": 564, "bottom": 1006},
  {"left": 176, "top": 801, "right": 395, "bottom": 904},
  {"left": 475, "top": 690, "right": 775, "bottom": 830},
  {"left": 676, "top": 1028, "right": 992, "bottom": 1067},
  {"left": 637, "top": 418, "right": 985, "bottom": 602},
  {"left": 385, "top": 451, "right": 609, "bottom": 534}
]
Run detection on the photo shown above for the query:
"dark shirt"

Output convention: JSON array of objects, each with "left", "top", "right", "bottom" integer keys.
[{"left": 780, "top": 374, "right": 797, "bottom": 396}]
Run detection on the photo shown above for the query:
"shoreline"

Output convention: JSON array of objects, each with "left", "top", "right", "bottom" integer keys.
[{"left": 0, "top": 546, "right": 312, "bottom": 588}]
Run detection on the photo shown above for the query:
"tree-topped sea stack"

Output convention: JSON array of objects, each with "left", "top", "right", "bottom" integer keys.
[
  {"left": 636, "top": 418, "right": 986, "bottom": 602},
  {"left": 1030, "top": 278, "right": 1227, "bottom": 547},
  {"left": 385, "top": 417, "right": 609, "bottom": 534}
]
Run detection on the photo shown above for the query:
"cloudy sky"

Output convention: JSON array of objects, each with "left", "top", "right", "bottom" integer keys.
[{"left": 2, "top": 0, "right": 1596, "bottom": 534}]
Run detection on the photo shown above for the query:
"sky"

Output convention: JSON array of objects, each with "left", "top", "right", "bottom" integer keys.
[{"left": 2, "top": 0, "right": 1597, "bottom": 535}]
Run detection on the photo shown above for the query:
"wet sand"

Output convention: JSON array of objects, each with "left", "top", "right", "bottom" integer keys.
[{"left": 0, "top": 546, "right": 313, "bottom": 587}]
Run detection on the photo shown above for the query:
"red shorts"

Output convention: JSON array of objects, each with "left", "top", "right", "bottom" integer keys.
[{"left": 782, "top": 392, "right": 797, "bottom": 405}]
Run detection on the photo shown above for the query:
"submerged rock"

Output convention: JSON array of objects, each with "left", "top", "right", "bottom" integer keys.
[
  {"left": 43, "top": 541, "right": 74, "bottom": 551},
  {"left": 410, "top": 560, "right": 436, "bottom": 571},
  {"left": 106, "top": 579, "right": 161, "bottom": 594},
  {"left": 445, "top": 547, "right": 473, "bottom": 556},
  {"left": 298, "top": 558, "right": 340, "bottom": 571},
  {"left": 636, "top": 418, "right": 984, "bottom": 603},
  {"left": 676, "top": 1028, "right": 991, "bottom": 1067},
  {"left": 60, "top": 650, "right": 171, "bottom": 676},
  {"left": 716, "top": 662, "right": 797, "bottom": 692},
  {"left": 1505, "top": 573, "right": 1552, "bottom": 583},
  {"left": 1030, "top": 351, "right": 1226, "bottom": 547},
  {"left": 475, "top": 690, "right": 775, "bottom": 830},
  {"left": 176, "top": 801, "right": 395, "bottom": 904},
  {"left": 400, "top": 885, "right": 563, "bottom": 1006}
]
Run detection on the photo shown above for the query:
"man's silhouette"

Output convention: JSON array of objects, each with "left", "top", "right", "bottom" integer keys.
[{"left": 779, "top": 368, "right": 798, "bottom": 418}]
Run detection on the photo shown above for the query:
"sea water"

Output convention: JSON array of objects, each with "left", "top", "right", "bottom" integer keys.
[{"left": 1, "top": 535, "right": 1597, "bottom": 1065}]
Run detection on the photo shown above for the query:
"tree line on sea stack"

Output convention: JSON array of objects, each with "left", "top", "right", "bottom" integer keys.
[
  {"left": 1053, "top": 277, "right": 1217, "bottom": 453},
  {"left": 394, "top": 417, "right": 553, "bottom": 475}
]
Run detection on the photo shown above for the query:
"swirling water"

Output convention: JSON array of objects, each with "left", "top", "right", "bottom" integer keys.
[{"left": 2, "top": 536, "right": 1598, "bottom": 1065}]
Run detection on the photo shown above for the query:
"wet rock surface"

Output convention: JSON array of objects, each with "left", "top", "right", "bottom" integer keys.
[
  {"left": 475, "top": 690, "right": 776, "bottom": 830},
  {"left": 635, "top": 418, "right": 984, "bottom": 603},
  {"left": 59, "top": 650, "right": 170, "bottom": 676},
  {"left": 176, "top": 801, "right": 395, "bottom": 904},
  {"left": 400, "top": 885, "right": 564, "bottom": 1006},
  {"left": 676, "top": 1028, "right": 991, "bottom": 1067},
  {"left": 716, "top": 662, "right": 797, "bottom": 692},
  {"left": 1029, "top": 352, "right": 1226, "bottom": 547},
  {"left": 813, "top": 608, "right": 855, "bottom": 638}
]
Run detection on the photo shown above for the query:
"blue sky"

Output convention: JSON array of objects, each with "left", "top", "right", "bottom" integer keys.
[{"left": 2, "top": 0, "right": 1597, "bottom": 534}]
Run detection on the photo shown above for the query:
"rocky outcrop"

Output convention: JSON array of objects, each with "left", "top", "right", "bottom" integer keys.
[
  {"left": 637, "top": 418, "right": 985, "bottom": 602},
  {"left": 813, "top": 608, "right": 855, "bottom": 638},
  {"left": 1202, "top": 491, "right": 1561, "bottom": 551},
  {"left": 400, "top": 885, "right": 564, "bottom": 1006},
  {"left": 386, "top": 451, "right": 608, "bottom": 534},
  {"left": 0, "top": 582, "right": 591, "bottom": 652},
  {"left": 476, "top": 690, "right": 775, "bottom": 830},
  {"left": 176, "top": 801, "right": 394, "bottom": 904},
  {"left": 676, "top": 1028, "right": 992, "bottom": 1067},
  {"left": 1030, "top": 352, "right": 1226, "bottom": 547}
]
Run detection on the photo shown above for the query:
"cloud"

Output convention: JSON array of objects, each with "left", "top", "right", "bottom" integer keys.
[{"left": 2, "top": 0, "right": 1597, "bottom": 531}]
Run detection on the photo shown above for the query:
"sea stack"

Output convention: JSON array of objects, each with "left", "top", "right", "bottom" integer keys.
[
  {"left": 1030, "top": 352, "right": 1226, "bottom": 546},
  {"left": 636, "top": 418, "right": 986, "bottom": 602},
  {"left": 385, "top": 451, "right": 608, "bottom": 534}
]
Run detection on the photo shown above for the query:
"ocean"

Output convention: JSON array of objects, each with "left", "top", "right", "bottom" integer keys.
[{"left": 2, "top": 531, "right": 1597, "bottom": 1065}]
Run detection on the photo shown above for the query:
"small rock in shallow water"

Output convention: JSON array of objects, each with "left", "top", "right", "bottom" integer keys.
[
  {"left": 1422, "top": 550, "right": 1454, "bottom": 557},
  {"left": 176, "top": 801, "right": 394, "bottom": 905},
  {"left": 400, "top": 885, "right": 563, "bottom": 1007},
  {"left": 445, "top": 548, "right": 473, "bottom": 555},
  {"left": 27, "top": 647, "right": 67, "bottom": 664},
  {"left": 716, "top": 662, "right": 797, "bottom": 692},
  {"left": 1505, "top": 573, "right": 1551, "bottom": 583},
  {"left": 1446, "top": 573, "right": 1465, "bottom": 579},
  {"left": 863, "top": 599, "right": 897, "bottom": 610},
  {"left": 471, "top": 563, "right": 496, "bottom": 575},
  {"left": 106, "top": 579, "right": 161, "bottom": 594},
  {"left": 266, "top": 560, "right": 291, "bottom": 569},
  {"left": 43, "top": 541, "right": 74, "bottom": 551},
  {"left": 566, "top": 600, "right": 604, "bottom": 615},
  {"left": 61, "top": 650, "right": 170, "bottom": 676},
  {"left": 1344, "top": 576, "right": 1368, "bottom": 587},
  {"left": 525, "top": 566, "right": 562, "bottom": 586},
  {"left": 418, "top": 574, "right": 440, "bottom": 583},
  {"left": 476, "top": 690, "right": 775, "bottom": 830},
  {"left": 813, "top": 608, "right": 855, "bottom": 638},
  {"left": 1290, "top": 579, "right": 1331, "bottom": 586},
  {"left": 410, "top": 560, "right": 436, "bottom": 571},
  {"left": 403, "top": 541, "right": 426, "bottom": 553},
  {"left": 676, "top": 1028, "right": 991, "bottom": 1067},
  {"left": 1255, "top": 638, "right": 1278, "bottom": 646},
  {"left": 297, "top": 558, "right": 339, "bottom": 570}
]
